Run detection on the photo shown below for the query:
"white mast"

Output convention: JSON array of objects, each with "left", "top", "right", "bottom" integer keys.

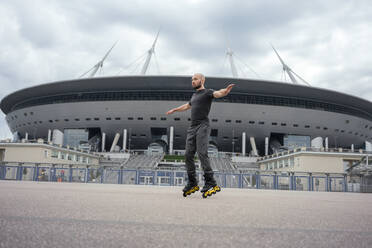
[
  {"left": 140, "top": 30, "right": 160, "bottom": 75},
  {"left": 80, "top": 41, "right": 117, "bottom": 78},
  {"left": 226, "top": 47, "right": 238, "bottom": 78},
  {"left": 271, "top": 45, "right": 311, "bottom": 86}
]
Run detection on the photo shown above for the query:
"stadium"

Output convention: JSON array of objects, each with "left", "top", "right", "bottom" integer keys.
[{"left": 1, "top": 74, "right": 372, "bottom": 156}]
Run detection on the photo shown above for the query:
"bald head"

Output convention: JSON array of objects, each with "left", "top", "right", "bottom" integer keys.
[
  {"left": 193, "top": 73, "right": 205, "bottom": 83},
  {"left": 191, "top": 73, "right": 206, "bottom": 90}
]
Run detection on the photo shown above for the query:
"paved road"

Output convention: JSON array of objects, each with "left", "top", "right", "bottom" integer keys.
[{"left": 0, "top": 180, "right": 372, "bottom": 248}]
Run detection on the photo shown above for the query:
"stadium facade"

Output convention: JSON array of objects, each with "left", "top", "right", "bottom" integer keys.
[{"left": 1, "top": 75, "right": 372, "bottom": 156}]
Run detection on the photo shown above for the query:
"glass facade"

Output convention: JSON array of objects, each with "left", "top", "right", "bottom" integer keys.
[
  {"left": 283, "top": 135, "right": 311, "bottom": 149},
  {"left": 63, "top": 129, "right": 89, "bottom": 148}
]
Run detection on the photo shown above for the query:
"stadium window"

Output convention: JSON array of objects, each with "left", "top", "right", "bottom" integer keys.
[
  {"left": 355, "top": 132, "right": 358, "bottom": 135},
  {"left": 85, "top": 118, "right": 91, "bottom": 121},
  {"left": 335, "top": 129, "right": 339, "bottom": 132},
  {"left": 151, "top": 117, "right": 157, "bottom": 120},
  {"left": 30, "top": 112, "right": 34, "bottom": 115},
  {"left": 259, "top": 121, "right": 265, "bottom": 125},
  {"left": 24, "top": 113, "right": 27, "bottom": 116},
  {"left": 223, "top": 136, "right": 229, "bottom": 140},
  {"left": 226, "top": 120, "right": 231, "bottom": 123},
  {"left": 249, "top": 121, "right": 255, "bottom": 124},
  {"left": 27, "top": 122, "right": 31, "bottom": 125},
  {"left": 131, "top": 134, "right": 137, "bottom": 137},
  {"left": 55, "top": 119, "right": 59, "bottom": 122},
  {"left": 293, "top": 124, "right": 299, "bottom": 127},
  {"left": 187, "top": 118, "right": 191, "bottom": 121},
  {"left": 341, "top": 130, "right": 345, "bottom": 133},
  {"left": 94, "top": 118, "right": 100, "bottom": 121},
  {"left": 212, "top": 119, "right": 218, "bottom": 122},
  {"left": 75, "top": 118, "right": 80, "bottom": 121},
  {"left": 236, "top": 120, "right": 242, "bottom": 123},
  {"left": 272, "top": 122, "right": 277, "bottom": 125},
  {"left": 23, "top": 124, "right": 26, "bottom": 126},
  {"left": 305, "top": 125, "right": 310, "bottom": 128},
  {"left": 140, "top": 134, "right": 146, "bottom": 138},
  {"left": 174, "top": 118, "right": 180, "bottom": 121},
  {"left": 365, "top": 125, "right": 369, "bottom": 128},
  {"left": 323, "top": 127, "right": 328, "bottom": 130},
  {"left": 161, "top": 117, "right": 167, "bottom": 121},
  {"left": 348, "top": 131, "right": 352, "bottom": 134},
  {"left": 34, "top": 121, "right": 37, "bottom": 124},
  {"left": 175, "top": 135, "right": 181, "bottom": 138},
  {"left": 49, "top": 120, "right": 53, "bottom": 123},
  {"left": 137, "top": 117, "right": 143, "bottom": 120},
  {"left": 281, "top": 123, "right": 286, "bottom": 126},
  {"left": 106, "top": 117, "right": 112, "bottom": 120},
  {"left": 64, "top": 119, "right": 69, "bottom": 122},
  {"left": 128, "top": 117, "right": 134, "bottom": 120},
  {"left": 15, "top": 115, "right": 17, "bottom": 118},
  {"left": 316, "top": 126, "right": 320, "bottom": 129},
  {"left": 115, "top": 117, "right": 121, "bottom": 120},
  {"left": 210, "top": 129, "right": 218, "bottom": 137},
  {"left": 345, "top": 120, "right": 350, "bottom": 124}
]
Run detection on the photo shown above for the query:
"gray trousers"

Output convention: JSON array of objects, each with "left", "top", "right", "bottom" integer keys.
[{"left": 185, "top": 121, "right": 215, "bottom": 183}]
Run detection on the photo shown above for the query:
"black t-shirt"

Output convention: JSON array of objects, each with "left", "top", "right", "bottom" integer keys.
[{"left": 188, "top": 88, "right": 215, "bottom": 126}]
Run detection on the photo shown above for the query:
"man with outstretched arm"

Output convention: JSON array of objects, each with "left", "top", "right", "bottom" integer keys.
[{"left": 166, "top": 73, "right": 235, "bottom": 198}]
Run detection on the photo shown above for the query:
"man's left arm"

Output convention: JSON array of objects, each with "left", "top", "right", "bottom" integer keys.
[{"left": 213, "top": 84, "right": 235, "bottom": 98}]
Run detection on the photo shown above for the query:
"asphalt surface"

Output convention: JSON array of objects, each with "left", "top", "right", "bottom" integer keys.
[{"left": 0, "top": 180, "right": 372, "bottom": 248}]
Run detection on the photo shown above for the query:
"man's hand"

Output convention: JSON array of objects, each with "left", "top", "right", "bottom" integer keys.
[
  {"left": 224, "top": 84, "right": 235, "bottom": 95},
  {"left": 166, "top": 109, "right": 176, "bottom": 115}
]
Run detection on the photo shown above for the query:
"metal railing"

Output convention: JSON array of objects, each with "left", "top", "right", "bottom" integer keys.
[{"left": 0, "top": 162, "right": 360, "bottom": 193}]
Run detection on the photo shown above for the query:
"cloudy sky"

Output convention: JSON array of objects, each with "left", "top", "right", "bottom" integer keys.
[{"left": 1, "top": 0, "right": 372, "bottom": 139}]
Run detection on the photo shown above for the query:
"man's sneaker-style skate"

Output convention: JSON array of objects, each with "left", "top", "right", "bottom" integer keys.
[
  {"left": 182, "top": 183, "right": 200, "bottom": 197},
  {"left": 201, "top": 182, "right": 221, "bottom": 198}
]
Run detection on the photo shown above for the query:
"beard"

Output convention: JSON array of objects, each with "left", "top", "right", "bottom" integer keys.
[{"left": 193, "top": 83, "right": 202, "bottom": 90}]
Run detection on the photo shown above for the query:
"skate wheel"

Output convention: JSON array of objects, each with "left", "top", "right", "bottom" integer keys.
[
  {"left": 215, "top": 186, "right": 221, "bottom": 192},
  {"left": 183, "top": 192, "right": 187, "bottom": 197},
  {"left": 202, "top": 192, "right": 208, "bottom": 198}
]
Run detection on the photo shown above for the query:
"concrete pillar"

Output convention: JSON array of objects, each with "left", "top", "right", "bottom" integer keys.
[
  {"left": 365, "top": 141, "right": 372, "bottom": 151},
  {"left": 242, "top": 132, "right": 246, "bottom": 156},
  {"left": 311, "top": 137, "right": 323, "bottom": 148},
  {"left": 351, "top": 144, "right": 354, "bottom": 152},
  {"left": 250, "top": 137, "right": 258, "bottom": 156},
  {"left": 325, "top": 137, "right": 329, "bottom": 150},
  {"left": 265, "top": 137, "right": 269, "bottom": 156},
  {"left": 47, "top": 129, "right": 52, "bottom": 142},
  {"left": 25, "top": 132, "right": 29, "bottom": 140},
  {"left": 123, "top": 129, "right": 127, "bottom": 151},
  {"left": 169, "top": 126, "right": 174, "bottom": 155},
  {"left": 101, "top": 132, "right": 106, "bottom": 152},
  {"left": 110, "top": 133, "right": 120, "bottom": 152}
]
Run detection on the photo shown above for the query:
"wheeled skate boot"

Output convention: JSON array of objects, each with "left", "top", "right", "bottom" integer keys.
[
  {"left": 182, "top": 182, "right": 200, "bottom": 197},
  {"left": 182, "top": 172, "right": 199, "bottom": 197},
  {"left": 201, "top": 183, "right": 221, "bottom": 198},
  {"left": 201, "top": 175, "right": 221, "bottom": 198}
]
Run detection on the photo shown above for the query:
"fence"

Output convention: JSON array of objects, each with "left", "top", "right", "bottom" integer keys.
[{"left": 0, "top": 163, "right": 356, "bottom": 192}]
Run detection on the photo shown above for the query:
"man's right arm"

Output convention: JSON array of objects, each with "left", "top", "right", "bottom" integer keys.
[{"left": 166, "top": 103, "right": 191, "bottom": 115}]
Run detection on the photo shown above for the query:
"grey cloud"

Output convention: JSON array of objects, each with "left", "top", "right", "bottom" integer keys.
[{"left": 1, "top": 0, "right": 372, "bottom": 139}]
